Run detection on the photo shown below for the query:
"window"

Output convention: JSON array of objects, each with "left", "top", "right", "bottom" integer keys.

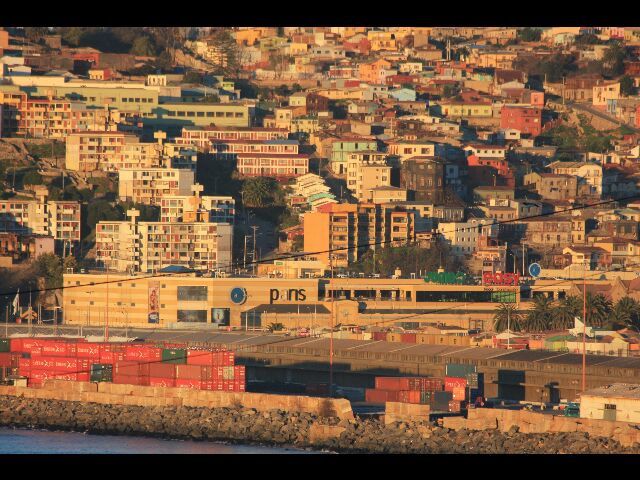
[
  {"left": 177, "top": 309, "right": 207, "bottom": 322},
  {"left": 177, "top": 286, "right": 208, "bottom": 301}
]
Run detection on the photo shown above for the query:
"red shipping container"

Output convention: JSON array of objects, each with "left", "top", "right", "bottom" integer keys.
[
  {"left": 175, "top": 378, "right": 202, "bottom": 390},
  {"left": 175, "top": 364, "right": 204, "bottom": 381},
  {"left": 448, "top": 400, "right": 462, "bottom": 413},
  {"left": 201, "top": 380, "right": 224, "bottom": 391},
  {"left": 398, "top": 390, "right": 422, "bottom": 404},
  {"left": 234, "top": 366, "right": 246, "bottom": 379},
  {"left": 114, "top": 361, "right": 150, "bottom": 377},
  {"left": 365, "top": 389, "right": 400, "bottom": 403},
  {"left": 27, "top": 347, "right": 43, "bottom": 357},
  {"left": 372, "top": 332, "right": 387, "bottom": 341},
  {"left": 224, "top": 380, "right": 235, "bottom": 392},
  {"left": 375, "top": 377, "right": 411, "bottom": 391},
  {"left": 444, "top": 377, "right": 467, "bottom": 391},
  {"left": 112, "top": 373, "right": 150, "bottom": 386},
  {"left": 30, "top": 356, "right": 90, "bottom": 373},
  {"left": 452, "top": 386, "right": 467, "bottom": 401},
  {"left": 224, "top": 351, "right": 235, "bottom": 365},
  {"left": 42, "top": 341, "right": 78, "bottom": 357},
  {"left": 0, "top": 353, "right": 12, "bottom": 367},
  {"left": 232, "top": 380, "right": 245, "bottom": 392},
  {"left": 124, "top": 345, "right": 162, "bottom": 362},
  {"left": 149, "top": 363, "right": 176, "bottom": 379},
  {"left": 76, "top": 343, "right": 101, "bottom": 359},
  {"left": 149, "top": 377, "right": 176, "bottom": 388},
  {"left": 186, "top": 350, "right": 214, "bottom": 366},
  {"left": 18, "top": 358, "right": 31, "bottom": 369}
]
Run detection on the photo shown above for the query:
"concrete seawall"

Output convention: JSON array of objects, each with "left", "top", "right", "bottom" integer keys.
[{"left": 1, "top": 382, "right": 640, "bottom": 452}]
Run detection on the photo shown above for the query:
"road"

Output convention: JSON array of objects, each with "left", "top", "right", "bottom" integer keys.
[{"left": 567, "top": 101, "right": 640, "bottom": 133}]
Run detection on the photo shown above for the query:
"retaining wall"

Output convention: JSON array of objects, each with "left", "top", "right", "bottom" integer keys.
[{"left": 0, "top": 381, "right": 354, "bottom": 420}]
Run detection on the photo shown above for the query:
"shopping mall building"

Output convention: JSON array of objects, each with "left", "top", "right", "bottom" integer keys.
[{"left": 61, "top": 271, "right": 586, "bottom": 331}]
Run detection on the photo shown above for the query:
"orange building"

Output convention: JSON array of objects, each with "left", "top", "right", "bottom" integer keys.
[{"left": 303, "top": 202, "right": 415, "bottom": 268}]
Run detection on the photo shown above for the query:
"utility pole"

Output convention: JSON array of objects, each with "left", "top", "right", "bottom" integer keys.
[
  {"left": 329, "top": 254, "right": 334, "bottom": 398},
  {"left": 243, "top": 235, "right": 248, "bottom": 270},
  {"left": 251, "top": 225, "right": 259, "bottom": 276},
  {"left": 582, "top": 259, "right": 587, "bottom": 393}
]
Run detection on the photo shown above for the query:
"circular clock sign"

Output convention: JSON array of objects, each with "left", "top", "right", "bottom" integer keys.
[
  {"left": 230, "top": 287, "right": 247, "bottom": 305},
  {"left": 528, "top": 263, "right": 542, "bottom": 278}
]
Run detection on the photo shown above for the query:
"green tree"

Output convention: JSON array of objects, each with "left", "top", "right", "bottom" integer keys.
[
  {"left": 24, "top": 27, "right": 50, "bottom": 43},
  {"left": 267, "top": 322, "right": 285, "bottom": 332},
  {"left": 22, "top": 170, "right": 43, "bottom": 186},
  {"left": 525, "top": 295, "right": 554, "bottom": 332},
  {"left": 609, "top": 297, "right": 640, "bottom": 329},
  {"left": 493, "top": 303, "right": 523, "bottom": 333},
  {"left": 602, "top": 43, "right": 626, "bottom": 77},
  {"left": 552, "top": 296, "right": 581, "bottom": 330},
  {"left": 620, "top": 75, "right": 636, "bottom": 97},
  {"left": 241, "top": 177, "right": 274, "bottom": 208},
  {"left": 183, "top": 70, "right": 204, "bottom": 84},
  {"left": 130, "top": 36, "right": 157, "bottom": 56},
  {"left": 584, "top": 293, "right": 613, "bottom": 328},
  {"left": 34, "top": 253, "right": 64, "bottom": 289},
  {"left": 154, "top": 51, "right": 174, "bottom": 71},
  {"left": 518, "top": 27, "right": 542, "bottom": 42}
]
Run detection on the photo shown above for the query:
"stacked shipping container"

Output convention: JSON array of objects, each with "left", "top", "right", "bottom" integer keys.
[{"left": 2, "top": 338, "right": 245, "bottom": 392}]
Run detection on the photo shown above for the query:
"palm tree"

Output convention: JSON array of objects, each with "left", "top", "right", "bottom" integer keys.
[
  {"left": 267, "top": 322, "right": 284, "bottom": 333},
  {"left": 525, "top": 295, "right": 554, "bottom": 332},
  {"left": 493, "top": 303, "right": 522, "bottom": 333},
  {"left": 610, "top": 297, "right": 640, "bottom": 330},
  {"left": 552, "top": 296, "right": 581, "bottom": 330},
  {"left": 585, "top": 293, "right": 613, "bottom": 328}
]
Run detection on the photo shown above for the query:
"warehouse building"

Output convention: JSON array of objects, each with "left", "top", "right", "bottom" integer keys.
[{"left": 580, "top": 384, "right": 640, "bottom": 423}]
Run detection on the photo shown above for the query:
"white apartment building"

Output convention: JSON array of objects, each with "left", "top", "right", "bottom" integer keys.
[
  {"left": 118, "top": 168, "right": 195, "bottom": 206},
  {"left": 95, "top": 210, "right": 232, "bottom": 274},
  {"left": 0, "top": 188, "right": 81, "bottom": 242},
  {"left": 437, "top": 218, "right": 498, "bottom": 256}
]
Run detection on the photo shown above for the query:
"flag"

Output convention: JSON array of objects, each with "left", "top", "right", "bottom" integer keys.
[{"left": 12, "top": 290, "right": 19, "bottom": 316}]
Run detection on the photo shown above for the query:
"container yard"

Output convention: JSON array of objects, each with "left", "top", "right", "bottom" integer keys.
[{"left": 0, "top": 337, "right": 245, "bottom": 393}]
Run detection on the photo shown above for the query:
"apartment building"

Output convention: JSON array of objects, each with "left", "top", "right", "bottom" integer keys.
[
  {"left": 303, "top": 202, "right": 415, "bottom": 268},
  {"left": 15, "top": 97, "right": 119, "bottom": 139},
  {"left": 160, "top": 190, "right": 235, "bottom": 224},
  {"left": 145, "top": 102, "right": 254, "bottom": 129},
  {"left": 547, "top": 161, "right": 603, "bottom": 197},
  {"left": 500, "top": 105, "right": 542, "bottom": 136},
  {"left": 353, "top": 164, "right": 393, "bottom": 202},
  {"left": 523, "top": 172, "right": 578, "bottom": 200},
  {"left": 66, "top": 132, "right": 196, "bottom": 172},
  {"left": 95, "top": 210, "right": 233, "bottom": 274},
  {"left": 330, "top": 137, "right": 379, "bottom": 175},
  {"left": 346, "top": 150, "right": 389, "bottom": 199},
  {"left": 0, "top": 189, "right": 81, "bottom": 243},
  {"left": 437, "top": 218, "right": 498, "bottom": 256},
  {"left": 399, "top": 156, "right": 448, "bottom": 203},
  {"left": 209, "top": 139, "right": 300, "bottom": 160},
  {"left": 118, "top": 168, "right": 195, "bottom": 206},
  {"left": 175, "top": 126, "right": 288, "bottom": 151},
  {"left": 236, "top": 152, "right": 309, "bottom": 179},
  {"left": 386, "top": 140, "right": 437, "bottom": 164}
]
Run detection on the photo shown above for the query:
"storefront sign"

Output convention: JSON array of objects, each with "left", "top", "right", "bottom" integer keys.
[
  {"left": 423, "top": 272, "right": 468, "bottom": 285},
  {"left": 269, "top": 288, "right": 307, "bottom": 304},
  {"left": 482, "top": 272, "right": 519, "bottom": 286}
]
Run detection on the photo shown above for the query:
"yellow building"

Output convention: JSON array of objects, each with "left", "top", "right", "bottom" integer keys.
[{"left": 61, "top": 273, "right": 523, "bottom": 330}]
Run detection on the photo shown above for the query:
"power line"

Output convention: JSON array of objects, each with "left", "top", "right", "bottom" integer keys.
[{"left": 0, "top": 193, "right": 637, "bottom": 299}]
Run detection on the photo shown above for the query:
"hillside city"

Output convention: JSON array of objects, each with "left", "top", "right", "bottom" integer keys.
[{"left": 2, "top": 26, "right": 640, "bottom": 359}]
